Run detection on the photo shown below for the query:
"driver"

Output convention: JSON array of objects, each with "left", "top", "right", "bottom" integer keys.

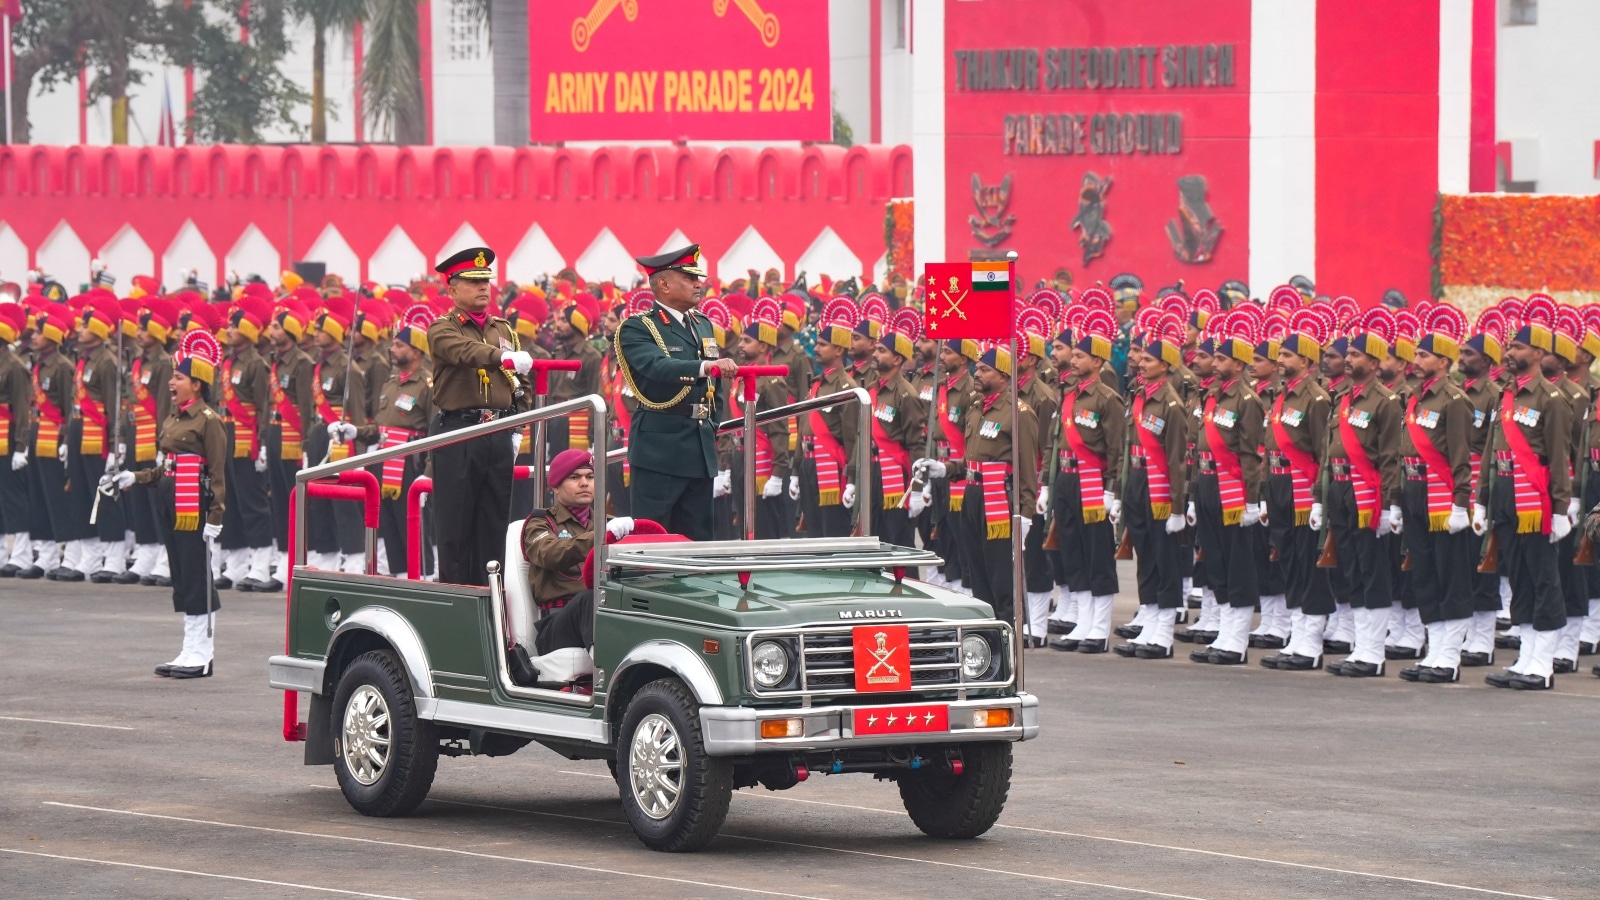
[{"left": 520, "top": 449, "right": 633, "bottom": 654}]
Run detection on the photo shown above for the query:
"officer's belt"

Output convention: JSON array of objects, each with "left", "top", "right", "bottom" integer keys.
[
  {"left": 439, "top": 408, "right": 511, "bottom": 424},
  {"left": 646, "top": 402, "right": 713, "bottom": 419},
  {"left": 1402, "top": 456, "right": 1428, "bottom": 480},
  {"left": 964, "top": 461, "right": 1011, "bottom": 482}
]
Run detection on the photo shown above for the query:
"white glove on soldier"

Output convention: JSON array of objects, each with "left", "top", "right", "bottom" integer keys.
[
  {"left": 1166, "top": 513, "right": 1186, "bottom": 534},
  {"left": 762, "top": 476, "right": 783, "bottom": 499},
  {"left": 332, "top": 421, "right": 358, "bottom": 442},
  {"left": 1472, "top": 504, "right": 1488, "bottom": 536},
  {"left": 10, "top": 450, "right": 26, "bottom": 471},
  {"left": 1568, "top": 497, "right": 1582, "bottom": 525},
  {"left": 842, "top": 484, "right": 857, "bottom": 509},
  {"left": 156, "top": 451, "right": 166, "bottom": 467},
  {"left": 1018, "top": 515, "right": 1032, "bottom": 543},
  {"left": 788, "top": 475, "right": 800, "bottom": 500},
  {"left": 1309, "top": 502, "right": 1324, "bottom": 532},
  {"left": 606, "top": 517, "right": 635, "bottom": 541},
  {"left": 1105, "top": 491, "right": 1121, "bottom": 526},
  {"left": 914, "top": 458, "right": 947, "bottom": 481},
  {"left": 203, "top": 523, "right": 223, "bottom": 542},
  {"left": 1385, "top": 504, "right": 1403, "bottom": 535},
  {"left": 1551, "top": 513, "right": 1572, "bottom": 544},
  {"left": 114, "top": 470, "right": 136, "bottom": 490},
  {"left": 57, "top": 443, "right": 67, "bottom": 463},
  {"left": 255, "top": 445, "right": 269, "bottom": 473},
  {"left": 1242, "top": 502, "right": 1264, "bottom": 527},
  {"left": 1186, "top": 501, "right": 1197, "bottom": 526},
  {"left": 502, "top": 350, "right": 533, "bottom": 375},
  {"left": 908, "top": 488, "right": 927, "bottom": 518},
  {"left": 713, "top": 470, "right": 731, "bottom": 498},
  {"left": 1036, "top": 486, "right": 1049, "bottom": 516},
  {"left": 511, "top": 431, "right": 524, "bottom": 455},
  {"left": 1447, "top": 505, "right": 1470, "bottom": 534}
]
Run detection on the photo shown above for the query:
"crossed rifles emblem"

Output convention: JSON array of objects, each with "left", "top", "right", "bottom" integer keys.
[
  {"left": 863, "top": 631, "right": 902, "bottom": 684},
  {"left": 573, "top": 0, "right": 780, "bottom": 52}
]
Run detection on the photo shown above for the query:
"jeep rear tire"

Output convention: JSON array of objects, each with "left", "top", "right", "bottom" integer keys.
[
  {"left": 616, "top": 678, "right": 732, "bottom": 852},
  {"left": 898, "top": 742, "right": 1012, "bottom": 838},
  {"left": 332, "top": 649, "right": 438, "bottom": 817}
]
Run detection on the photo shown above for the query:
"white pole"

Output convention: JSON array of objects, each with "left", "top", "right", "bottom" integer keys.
[
  {"left": 4, "top": 14, "right": 14, "bottom": 145},
  {"left": 1007, "top": 250, "right": 1023, "bottom": 690}
]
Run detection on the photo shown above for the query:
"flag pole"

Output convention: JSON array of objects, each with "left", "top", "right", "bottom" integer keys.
[
  {"left": 4, "top": 12, "right": 13, "bottom": 146},
  {"left": 1007, "top": 249, "right": 1024, "bottom": 690}
]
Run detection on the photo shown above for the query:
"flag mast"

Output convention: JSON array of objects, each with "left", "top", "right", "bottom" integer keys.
[{"left": 1007, "top": 249, "right": 1024, "bottom": 690}]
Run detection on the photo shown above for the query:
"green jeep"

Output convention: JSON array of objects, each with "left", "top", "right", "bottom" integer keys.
[{"left": 268, "top": 393, "right": 1038, "bottom": 852}]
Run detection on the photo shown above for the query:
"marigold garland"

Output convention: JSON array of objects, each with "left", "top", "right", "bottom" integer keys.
[{"left": 1439, "top": 194, "right": 1600, "bottom": 291}]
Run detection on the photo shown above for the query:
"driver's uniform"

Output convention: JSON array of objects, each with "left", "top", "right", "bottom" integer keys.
[{"left": 519, "top": 502, "right": 598, "bottom": 654}]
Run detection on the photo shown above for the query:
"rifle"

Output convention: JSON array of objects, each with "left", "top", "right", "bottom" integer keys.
[
  {"left": 908, "top": 352, "right": 941, "bottom": 496},
  {"left": 1575, "top": 396, "right": 1595, "bottom": 565},
  {"left": 1315, "top": 408, "right": 1339, "bottom": 568},
  {"left": 1113, "top": 390, "right": 1135, "bottom": 560},
  {"left": 331, "top": 311, "right": 358, "bottom": 459},
  {"left": 1041, "top": 376, "right": 1066, "bottom": 550},
  {"left": 90, "top": 325, "right": 126, "bottom": 526},
  {"left": 1477, "top": 399, "right": 1499, "bottom": 574}
]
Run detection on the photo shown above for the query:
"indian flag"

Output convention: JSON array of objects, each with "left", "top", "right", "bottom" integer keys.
[{"left": 971, "top": 261, "right": 1010, "bottom": 291}]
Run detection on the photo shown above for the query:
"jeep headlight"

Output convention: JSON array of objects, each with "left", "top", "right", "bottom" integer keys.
[
  {"left": 960, "top": 635, "right": 993, "bottom": 680},
  {"left": 752, "top": 641, "right": 790, "bottom": 688}
]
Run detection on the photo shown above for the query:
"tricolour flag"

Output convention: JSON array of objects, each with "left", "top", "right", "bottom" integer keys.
[{"left": 971, "top": 260, "right": 1010, "bottom": 291}]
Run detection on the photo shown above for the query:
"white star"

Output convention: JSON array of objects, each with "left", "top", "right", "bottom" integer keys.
[
  {"left": 866, "top": 715, "right": 878, "bottom": 727},
  {"left": 924, "top": 711, "right": 936, "bottom": 724},
  {"left": 886, "top": 714, "right": 898, "bottom": 726}
]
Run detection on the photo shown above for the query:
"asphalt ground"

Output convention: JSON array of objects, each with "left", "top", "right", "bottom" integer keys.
[{"left": 2, "top": 566, "right": 1597, "bottom": 900}]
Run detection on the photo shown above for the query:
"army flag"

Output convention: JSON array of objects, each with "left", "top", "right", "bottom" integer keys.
[{"left": 924, "top": 262, "right": 1012, "bottom": 341}]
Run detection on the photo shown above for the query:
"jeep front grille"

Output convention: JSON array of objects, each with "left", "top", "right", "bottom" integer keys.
[{"left": 745, "top": 622, "right": 1012, "bottom": 697}]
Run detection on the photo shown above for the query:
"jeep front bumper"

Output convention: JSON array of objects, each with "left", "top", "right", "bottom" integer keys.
[{"left": 698, "top": 693, "right": 1038, "bottom": 756}]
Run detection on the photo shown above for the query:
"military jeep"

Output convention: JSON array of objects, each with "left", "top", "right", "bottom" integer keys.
[{"left": 269, "top": 392, "right": 1038, "bottom": 852}]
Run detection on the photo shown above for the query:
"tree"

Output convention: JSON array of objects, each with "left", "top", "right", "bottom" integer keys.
[
  {"left": 286, "top": 0, "right": 365, "bottom": 144},
  {"left": 178, "top": 0, "right": 309, "bottom": 143},
  {"left": 361, "top": 0, "right": 425, "bottom": 144},
  {"left": 4, "top": 0, "right": 96, "bottom": 144}
]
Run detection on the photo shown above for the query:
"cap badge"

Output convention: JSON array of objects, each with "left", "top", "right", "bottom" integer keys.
[{"left": 474, "top": 251, "right": 487, "bottom": 267}]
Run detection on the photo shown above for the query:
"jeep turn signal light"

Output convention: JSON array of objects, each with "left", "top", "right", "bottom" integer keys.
[
  {"left": 971, "top": 708, "right": 1013, "bottom": 729},
  {"left": 760, "top": 718, "right": 803, "bottom": 739}
]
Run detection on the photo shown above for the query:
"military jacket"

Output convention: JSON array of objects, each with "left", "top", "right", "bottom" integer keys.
[
  {"left": 1474, "top": 371, "right": 1572, "bottom": 509},
  {"left": 772, "top": 337, "right": 814, "bottom": 402},
  {"left": 1196, "top": 377, "right": 1266, "bottom": 504},
  {"left": 0, "top": 345, "right": 32, "bottom": 454},
  {"left": 1461, "top": 373, "right": 1498, "bottom": 459},
  {"left": 1323, "top": 378, "right": 1403, "bottom": 507},
  {"left": 928, "top": 369, "right": 978, "bottom": 460},
  {"left": 1169, "top": 363, "right": 1200, "bottom": 410},
  {"left": 797, "top": 364, "right": 859, "bottom": 486},
  {"left": 520, "top": 503, "right": 593, "bottom": 604},
  {"left": 271, "top": 344, "right": 317, "bottom": 452},
  {"left": 75, "top": 342, "right": 120, "bottom": 433},
  {"left": 312, "top": 348, "right": 368, "bottom": 429},
  {"left": 134, "top": 399, "right": 229, "bottom": 527},
  {"left": 1059, "top": 376, "right": 1126, "bottom": 493},
  {"left": 131, "top": 345, "right": 173, "bottom": 444},
  {"left": 427, "top": 310, "right": 531, "bottom": 413},
  {"left": 551, "top": 338, "right": 602, "bottom": 443},
  {"left": 357, "top": 367, "right": 435, "bottom": 442},
  {"left": 353, "top": 344, "right": 390, "bottom": 423},
  {"left": 32, "top": 345, "right": 75, "bottom": 434},
  {"left": 1018, "top": 370, "right": 1059, "bottom": 459},
  {"left": 221, "top": 344, "right": 273, "bottom": 454},
  {"left": 1263, "top": 373, "right": 1331, "bottom": 471},
  {"left": 1130, "top": 378, "right": 1189, "bottom": 508},
  {"left": 871, "top": 370, "right": 925, "bottom": 462},
  {"left": 615, "top": 303, "right": 722, "bottom": 479},
  {"left": 849, "top": 356, "right": 880, "bottom": 395},
  {"left": 945, "top": 389, "right": 1039, "bottom": 512},
  {"left": 1573, "top": 369, "right": 1600, "bottom": 478},
  {"left": 1398, "top": 376, "right": 1474, "bottom": 507}
]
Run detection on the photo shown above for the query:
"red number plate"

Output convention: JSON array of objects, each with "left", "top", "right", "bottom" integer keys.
[{"left": 852, "top": 704, "right": 949, "bottom": 736}]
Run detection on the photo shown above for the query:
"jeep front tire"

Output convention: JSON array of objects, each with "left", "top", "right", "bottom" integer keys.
[
  {"left": 898, "top": 742, "right": 1012, "bottom": 838},
  {"left": 331, "top": 649, "right": 438, "bottom": 817},
  {"left": 616, "top": 678, "right": 732, "bottom": 852}
]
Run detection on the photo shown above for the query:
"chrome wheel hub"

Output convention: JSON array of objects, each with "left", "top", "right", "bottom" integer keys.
[
  {"left": 629, "top": 713, "right": 683, "bottom": 820},
  {"left": 341, "top": 685, "right": 391, "bottom": 786}
]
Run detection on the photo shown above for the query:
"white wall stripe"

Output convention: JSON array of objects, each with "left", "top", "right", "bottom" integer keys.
[
  {"left": 1438, "top": 0, "right": 1474, "bottom": 193},
  {"left": 911, "top": 0, "right": 946, "bottom": 270},
  {"left": 1248, "top": 0, "right": 1318, "bottom": 292}
]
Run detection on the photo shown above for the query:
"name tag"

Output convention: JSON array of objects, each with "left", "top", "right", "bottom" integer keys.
[
  {"left": 701, "top": 338, "right": 719, "bottom": 359},
  {"left": 1414, "top": 409, "right": 1440, "bottom": 429},
  {"left": 1512, "top": 405, "right": 1540, "bottom": 427},
  {"left": 1281, "top": 407, "right": 1304, "bottom": 427},
  {"left": 322, "top": 377, "right": 335, "bottom": 391},
  {"left": 1142, "top": 414, "right": 1165, "bottom": 436},
  {"left": 499, "top": 339, "right": 513, "bottom": 351},
  {"left": 1074, "top": 410, "right": 1100, "bottom": 429},
  {"left": 558, "top": 530, "right": 572, "bottom": 539},
  {"left": 83, "top": 370, "right": 92, "bottom": 384},
  {"left": 918, "top": 386, "right": 933, "bottom": 401},
  {"left": 875, "top": 405, "right": 897, "bottom": 422},
  {"left": 1347, "top": 410, "right": 1371, "bottom": 429},
  {"left": 1473, "top": 409, "right": 1484, "bottom": 429},
  {"left": 395, "top": 394, "right": 416, "bottom": 412},
  {"left": 141, "top": 371, "right": 153, "bottom": 385},
  {"left": 231, "top": 371, "right": 243, "bottom": 385},
  {"left": 1212, "top": 409, "right": 1237, "bottom": 429},
  {"left": 979, "top": 419, "right": 1001, "bottom": 439}
]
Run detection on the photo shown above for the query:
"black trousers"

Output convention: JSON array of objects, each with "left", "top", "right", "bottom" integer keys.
[
  {"left": 124, "top": 460, "right": 161, "bottom": 543},
  {"left": 1555, "top": 530, "right": 1589, "bottom": 618},
  {"left": 368, "top": 458, "right": 429, "bottom": 576},
  {"left": 68, "top": 429, "right": 121, "bottom": 542},
  {"left": 797, "top": 457, "right": 851, "bottom": 538},
  {"left": 305, "top": 425, "right": 365, "bottom": 556},
  {"left": 928, "top": 479, "right": 964, "bottom": 581},
  {"left": 959, "top": 482, "right": 1015, "bottom": 624},
  {"left": 534, "top": 590, "right": 594, "bottom": 656},
  {"left": 1325, "top": 480, "right": 1394, "bottom": 610},
  {"left": 223, "top": 452, "right": 273, "bottom": 548},
  {"left": 0, "top": 456, "right": 29, "bottom": 534},
  {"left": 628, "top": 464, "right": 714, "bottom": 541},
  {"left": 1489, "top": 474, "right": 1565, "bottom": 630},
  {"left": 28, "top": 455, "right": 69, "bottom": 542},
  {"left": 154, "top": 482, "right": 220, "bottom": 615},
  {"left": 1022, "top": 512, "right": 1054, "bottom": 593},
  {"left": 1052, "top": 471, "right": 1118, "bottom": 597},
  {"left": 1194, "top": 473, "right": 1258, "bottom": 609},
  {"left": 1400, "top": 480, "right": 1474, "bottom": 622},
  {"left": 1125, "top": 468, "right": 1181, "bottom": 609},
  {"left": 608, "top": 458, "right": 631, "bottom": 517},
  {"left": 868, "top": 458, "right": 914, "bottom": 548},
  {"left": 1265, "top": 474, "right": 1334, "bottom": 614},
  {"left": 430, "top": 418, "right": 514, "bottom": 586}
]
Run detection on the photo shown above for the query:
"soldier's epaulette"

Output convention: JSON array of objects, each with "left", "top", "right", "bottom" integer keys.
[
  {"left": 203, "top": 408, "right": 215, "bottom": 418},
  {"left": 455, "top": 313, "right": 469, "bottom": 325}
]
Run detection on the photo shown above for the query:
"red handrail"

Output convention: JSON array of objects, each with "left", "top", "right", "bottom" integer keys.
[{"left": 502, "top": 356, "right": 583, "bottom": 395}]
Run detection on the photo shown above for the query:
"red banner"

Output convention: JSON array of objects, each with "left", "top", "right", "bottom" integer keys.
[
  {"left": 853, "top": 704, "right": 950, "bottom": 736},
  {"left": 923, "top": 262, "right": 1012, "bottom": 341},
  {"left": 530, "top": 0, "right": 830, "bottom": 141}
]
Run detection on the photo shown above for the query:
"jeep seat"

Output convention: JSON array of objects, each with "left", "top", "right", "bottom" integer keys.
[
  {"left": 500, "top": 521, "right": 597, "bottom": 685},
  {"left": 581, "top": 520, "right": 689, "bottom": 589}
]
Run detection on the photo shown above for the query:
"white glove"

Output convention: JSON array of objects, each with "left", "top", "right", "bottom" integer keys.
[
  {"left": 116, "top": 443, "right": 127, "bottom": 465},
  {"left": 57, "top": 444, "right": 67, "bottom": 463},
  {"left": 1185, "top": 501, "right": 1196, "bottom": 526},
  {"left": 10, "top": 450, "right": 25, "bottom": 471},
  {"left": 255, "top": 446, "right": 269, "bottom": 473},
  {"left": 96, "top": 471, "right": 116, "bottom": 492},
  {"left": 1385, "top": 505, "right": 1403, "bottom": 536},
  {"left": 1472, "top": 503, "right": 1488, "bottom": 536},
  {"left": 332, "top": 421, "right": 358, "bottom": 442},
  {"left": 1166, "top": 513, "right": 1185, "bottom": 534},
  {"left": 914, "top": 458, "right": 947, "bottom": 481},
  {"left": 299, "top": 452, "right": 309, "bottom": 468},
  {"left": 1309, "top": 502, "right": 1324, "bottom": 532},
  {"left": 1568, "top": 497, "right": 1582, "bottom": 525},
  {"left": 156, "top": 451, "right": 166, "bottom": 467},
  {"left": 713, "top": 469, "right": 731, "bottom": 498},
  {"left": 842, "top": 484, "right": 857, "bottom": 509},
  {"left": 762, "top": 476, "right": 783, "bottom": 499},
  {"left": 511, "top": 431, "right": 524, "bottom": 455},
  {"left": 606, "top": 517, "right": 635, "bottom": 541},
  {"left": 908, "top": 488, "right": 927, "bottom": 518},
  {"left": 1018, "top": 515, "right": 1032, "bottom": 543},
  {"left": 203, "top": 522, "right": 222, "bottom": 542},
  {"left": 1242, "top": 502, "right": 1264, "bottom": 527},
  {"left": 1036, "top": 486, "right": 1049, "bottom": 516},
  {"left": 1447, "top": 505, "right": 1470, "bottom": 534},
  {"left": 502, "top": 350, "right": 534, "bottom": 375},
  {"left": 1104, "top": 491, "right": 1121, "bottom": 526},
  {"left": 115, "top": 470, "right": 136, "bottom": 490},
  {"left": 1551, "top": 513, "right": 1572, "bottom": 544},
  {"left": 788, "top": 475, "right": 800, "bottom": 500}
]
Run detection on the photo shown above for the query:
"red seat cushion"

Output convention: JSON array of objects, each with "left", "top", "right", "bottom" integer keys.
[{"left": 581, "top": 520, "right": 687, "bottom": 588}]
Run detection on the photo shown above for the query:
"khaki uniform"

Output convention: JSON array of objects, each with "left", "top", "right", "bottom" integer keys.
[
  {"left": 849, "top": 356, "right": 880, "bottom": 395},
  {"left": 427, "top": 311, "right": 529, "bottom": 413},
  {"left": 1051, "top": 375, "right": 1124, "bottom": 602},
  {"left": 1264, "top": 373, "right": 1335, "bottom": 618},
  {"left": 70, "top": 343, "right": 124, "bottom": 548},
  {"left": 1125, "top": 379, "right": 1189, "bottom": 614},
  {"left": 219, "top": 344, "right": 274, "bottom": 553},
  {"left": 1194, "top": 377, "right": 1266, "bottom": 612},
  {"left": 1398, "top": 376, "right": 1477, "bottom": 625},
  {"left": 133, "top": 399, "right": 229, "bottom": 615},
  {"left": 869, "top": 368, "right": 925, "bottom": 547},
  {"left": 520, "top": 503, "right": 592, "bottom": 610},
  {"left": 352, "top": 344, "right": 390, "bottom": 425},
  {"left": 0, "top": 344, "right": 33, "bottom": 555},
  {"left": 1323, "top": 378, "right": 1403, "bottom": 624},
  {"left": 716, "top": 371, "right": 794, "bottom": 540},
  {"left": 797, "top": 364, "right": 859, "bottom": 538},
  {"left": 357, "top": 367, "right": 435, "bottom": 576},
  {"left": 947, "top": 388, "right": 1038, "bottom": 621},
  {"left": 29, "top": 345, "right": 76, "bottom": 560},
  {"left": 549, "top": 338, "right": 602, "bottom": 451}
]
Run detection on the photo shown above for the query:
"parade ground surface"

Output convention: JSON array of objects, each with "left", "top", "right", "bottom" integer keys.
[{"left": 2, "top": 568, "right": 1596, "bottom": 900}]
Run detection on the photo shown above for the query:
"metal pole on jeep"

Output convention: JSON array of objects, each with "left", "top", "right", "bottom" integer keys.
[
  {"left": 1008, "top": 250, "right": 1025, "bottom": 690},
  {"left": 735, "top": 365, "right": 790, "bottom": 540}
]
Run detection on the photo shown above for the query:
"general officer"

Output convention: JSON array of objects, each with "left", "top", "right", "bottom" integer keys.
[
  {"left": 614, "top": 244, "right": 736, "bottom": 540},
  {"left": 426, "top": 247, "right": 534, "bottom": 586}
]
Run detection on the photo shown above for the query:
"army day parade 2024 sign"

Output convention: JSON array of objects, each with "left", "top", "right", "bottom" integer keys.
[{"left": 532, "top": 0, "right": 831, "bottom": 142}]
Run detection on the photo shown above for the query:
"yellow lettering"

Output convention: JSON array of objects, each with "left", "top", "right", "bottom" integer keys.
[
  {"left": 560, "top": 73, "right": 577, "bottom": 113},
  {"left": 663, "top": 71, "right": 678, "bottom": 112},
  {"left": 691, "top": 70, "right": 707, "bottom": 113},
  {"left": 615, "top": 71, "right": 631, "bottom": 112},
  {"left": 593, "top": 72, "right": 609, "bottom": 113},
  {"left": 738, "top": 69, "right": 752, "bottom": 112},
  {"left": 642, "top": 71, "right": 658, "bottom": 112},
  {"left": 676, "top": 70, "right": 693, "bottom": 111},
  {"left": 544, "top": 73, "right": 563, "bottom": 113},
  {"left": 706, "top": 68, "right": 723, "bottom": 112}
]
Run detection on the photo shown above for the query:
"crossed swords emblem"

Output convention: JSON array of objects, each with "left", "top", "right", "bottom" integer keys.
[
  {"left": 863, "top": 631, "right": 902, "bottom": 683},
  {"left": 936, "top": 276, "right": 970, "bottom": 322},
  {"left": 573, "top": 0, "right": 780, "bottom": 52}
]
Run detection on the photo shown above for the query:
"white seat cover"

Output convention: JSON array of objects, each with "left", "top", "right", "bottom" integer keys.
[
  {"left": 533, "top": 647, "right": 595, "bottom": 682},
  {"left": 502, "top": 519, "right": 594, "bottom": 683}
]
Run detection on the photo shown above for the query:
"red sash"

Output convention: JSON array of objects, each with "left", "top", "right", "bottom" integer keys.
[
  {"left": 32, "top": 367, "right": 63, "bottom": 457},
  {"left": 1132, "top": 387, "right": 1173, "bottom": 520},
  {"left": 975, "top": 460, "right": 1012, "bottom": 539},
  {"left": 173, "top": 453, "right": 204, "bottom": 531},
  {"left": 378, "top": 426, "right": 417, "bottom": 500},
  {"left": 312, "top": 362, "right": 349, "bottom": 462},
  {"left": 0, "top": 403, "right": 9, "bottom": 456},
  {"left": 1499, "top": 384, "right": 1552, "bottom": 534},
  {"left": 1404, "top": 390, "right": 1455, "bottom": 531},
  {"left": 130, "top": 358, "right": 160, "bottom": 462},
  {"left": 1336, "top": 389, "right": 1383, "bottom": 531},
  {"left": 1201, "top": 384, "right": 1247, "bottom": 525},
  {"left": 221, "top": 358, "right": 261, "bottom": 459},
  {"left": 74, "top": 358, "right": 107, "bottom": 456},
  {"left": 730, "top": 390, "right": 776, "bottom": 495},
  {"left": 937, "top": 378, "right": 969, "bottom": 511},
  {"left": 869, "top": 386, "right": 911, "bottom": 510},
  {"left": 271, "top": 362, "right": 304, "bottom": 460},
  {"left": 1060, "top": 386, "right": 1108, "bottom": 523},
  {"left": 1269, "top": 384, "right": 1319, "bottom": 526},
  {"left": 806, "top": 381, "right": 848, "bottom": 506}
]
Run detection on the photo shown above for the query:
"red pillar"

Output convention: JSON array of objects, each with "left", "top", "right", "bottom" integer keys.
[{"left": 1468, "top": 0, "right": 1497, "bottom": 192}]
